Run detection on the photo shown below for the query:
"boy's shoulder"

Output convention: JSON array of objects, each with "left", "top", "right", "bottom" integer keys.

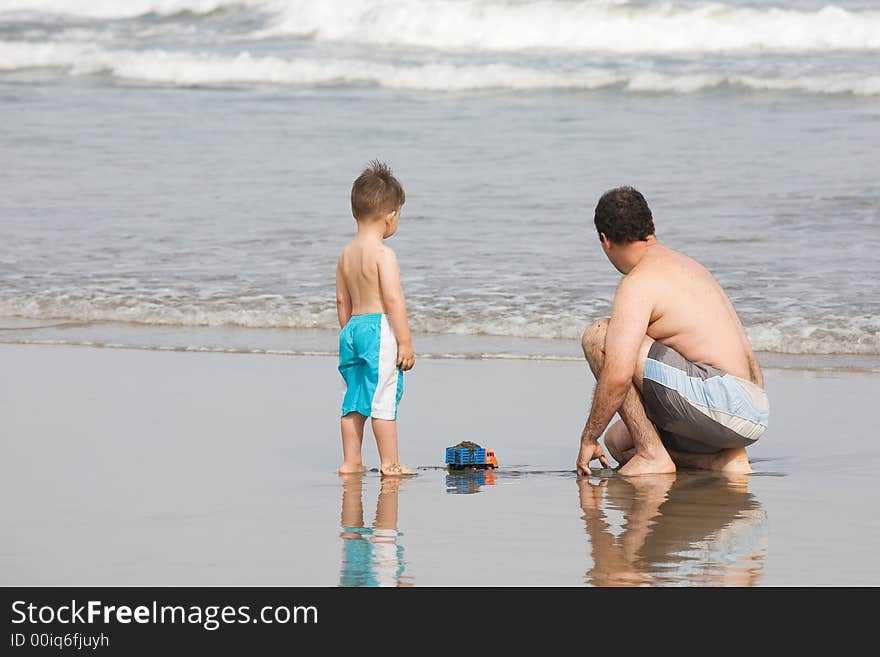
[
  {"left": 338, "top": 239, "right": 396, "bottom": 261},
  {"left": 338, "top": 239, "right": 361, "bottom": 259},
  {"left": 375, "top": 243, "right": 400, "bottom": 270},
  {"left": 377, "top": 242, "right": 397, "bottom": 257}
]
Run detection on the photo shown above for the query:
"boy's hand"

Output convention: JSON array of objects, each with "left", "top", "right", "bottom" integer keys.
[{"left": 396, "top": 343, "right": 415, "bottom": 371}]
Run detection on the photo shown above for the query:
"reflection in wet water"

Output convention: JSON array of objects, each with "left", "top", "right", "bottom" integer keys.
[
  {"left": 578, "top": 472, "right": 768, "bottom": 586},
  {"left": 338, "top": 474, "right": 413, "bottom": 587},
  {"left": 445, "top": 469, "right": 497, "bottom": 495}
]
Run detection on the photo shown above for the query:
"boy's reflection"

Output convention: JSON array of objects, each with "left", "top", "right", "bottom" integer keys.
[
  {"left": 578, "top": 472, "right": 768, "bottom": 586},
  {"left": 339, "top": 474, "right": 413, "bottom": 587}
]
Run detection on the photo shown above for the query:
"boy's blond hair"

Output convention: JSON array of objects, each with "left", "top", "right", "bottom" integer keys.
[{"left": 350, "top": 160, "right": 405, "bottom": 221}]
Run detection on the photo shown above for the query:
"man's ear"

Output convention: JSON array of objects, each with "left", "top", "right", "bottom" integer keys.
[{"left": 599, "top": 232, "right": 610, "bottom": 248}]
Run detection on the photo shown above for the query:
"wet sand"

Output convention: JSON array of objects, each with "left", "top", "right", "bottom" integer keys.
[{"left": 1, "top": 344, "right": 878, "bottom": 586}]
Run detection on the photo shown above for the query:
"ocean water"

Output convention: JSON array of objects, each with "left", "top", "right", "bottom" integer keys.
[{"left": 1, "top": 0, "right": 879, "bottom": 362}]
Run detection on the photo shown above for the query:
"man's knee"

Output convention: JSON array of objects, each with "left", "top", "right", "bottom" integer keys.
[
  {"left": 605, "top": 426, "right": 620, "bottom": 453},
  {"left": 581, "top": 318, "right": 609, "bottom": 358},
  {"left": 604, "top": 421, "right": 631, "bottom": 461}
]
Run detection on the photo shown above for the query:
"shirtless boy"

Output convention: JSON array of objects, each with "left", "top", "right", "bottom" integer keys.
[{"left": 335, "top": 161, "right": 415, "bottom": 476}]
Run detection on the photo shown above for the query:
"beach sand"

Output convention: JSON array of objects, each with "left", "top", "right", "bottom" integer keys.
[{"left": 2, "top": 343, "right": 878, "bottom": 586}]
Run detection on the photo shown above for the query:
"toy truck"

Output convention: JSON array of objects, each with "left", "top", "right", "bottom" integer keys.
[{"left": 445, "top": 444, "right": 498, "bottom": 470}]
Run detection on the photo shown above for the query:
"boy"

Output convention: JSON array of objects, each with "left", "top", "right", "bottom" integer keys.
[{"left": 335, "top": 161, "right": 415, "bottom": 476}]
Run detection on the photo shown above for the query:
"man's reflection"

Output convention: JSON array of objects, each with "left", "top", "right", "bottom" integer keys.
[
  {"left": 578, "top": 472, "right": 768, "bottom": 586},
  {"left": 339, "top": 474, "right": 413, "bottom": 587}
]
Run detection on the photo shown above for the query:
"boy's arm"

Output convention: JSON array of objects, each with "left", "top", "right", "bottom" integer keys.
[
  {"left": 377, "top": 246, "right": 415, "bottom": 371},
  {"left": 336, "top": 258, "right": 352, "bottom": 328}
]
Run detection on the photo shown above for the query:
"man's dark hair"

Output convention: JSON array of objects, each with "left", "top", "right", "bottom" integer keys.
[
  {"left": 594, "top": 186, "right": 655, "bottom": 244},
  {"left": 351, "top": 160, "right": 405, "bottom": 221}
]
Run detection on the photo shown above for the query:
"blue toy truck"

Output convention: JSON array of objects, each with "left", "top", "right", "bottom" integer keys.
[{"left": 445, "top": 446, "right": 498, "bottom": 470}]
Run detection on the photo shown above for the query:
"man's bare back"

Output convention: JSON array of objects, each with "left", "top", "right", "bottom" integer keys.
[{"left": 629, "top": 244, "right": 762, "bottom": 387}]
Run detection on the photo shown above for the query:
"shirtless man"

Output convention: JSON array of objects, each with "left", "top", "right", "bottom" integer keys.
[{"left": 576, "top": 187, "right": 769, "bottom": 476}]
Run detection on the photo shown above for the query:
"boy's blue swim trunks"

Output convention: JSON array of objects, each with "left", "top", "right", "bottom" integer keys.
[{"left": 338, "top": 313, "right": 404, "bottom": 420}]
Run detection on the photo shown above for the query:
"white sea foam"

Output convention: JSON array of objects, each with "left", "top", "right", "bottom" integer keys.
[
  {"left": 746, "top": 316, "right": 880, "bottom": 356},
  {"left": 3, "top": 1, "right": 879, "bottom": 54},
  {"left": 262, "top": 0, "right": 880, "bottom": 54},
  {"left": 2, "top": 41, "right": 878, "bottom": 95},
  {"left": 0, "top": 41, "right": 613, "bottom": 90},
  {"left": 0, "top": 0, "right": 261, "bottom": 20},
  {"left": 0, "top": 293, "right": 339, "bottom": 330},
  {"left": 1, "top": 295, "right": 878, "bottom": 355}
]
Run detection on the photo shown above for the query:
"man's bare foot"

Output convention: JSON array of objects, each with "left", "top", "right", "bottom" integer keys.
[
  {"left": 613, "top": 447, "right": 636, "bottom": 467},
  {"left": 617, "top": 452, "right": 676, "bottom": 476},
  {"left": 338, "top": 464, "right": 366, "bottom": 474},
  {"left": 709, "top": 448, "right": 752, "bottom": 474},
  {"left": 666, "top": 447, "right": 752, "bottom": 473},
  {"left": 381, "top": 463, "right": 415, "bottom": 477}
]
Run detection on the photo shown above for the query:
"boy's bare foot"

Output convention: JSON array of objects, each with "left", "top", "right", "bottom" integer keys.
[
  {"left": 617, "top": 452, "right": 676, "bottom": 476},
  {"left": 338, "top": 464, "right": 366, "bottom": 474},
  {"left": 380, "top": 463, "right": 415, "bottom": 477}
]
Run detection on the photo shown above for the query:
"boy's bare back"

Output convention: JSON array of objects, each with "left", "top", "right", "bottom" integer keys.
[{"left": 337, "top": 237, "right": 396, "bottom": 317}]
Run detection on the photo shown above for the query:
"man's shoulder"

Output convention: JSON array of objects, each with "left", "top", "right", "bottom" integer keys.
[
  {"left": 615, "top": 251, "right": 680, "bottom": 299},
  {"left": 621, "top": 247, "right": 720, "bottom": 304},
  {"left": 635, "top": 245, "right": 707, "bottom": 275},
  {"left": 619, "top": 261, "right": 659, "bottom": 291}
]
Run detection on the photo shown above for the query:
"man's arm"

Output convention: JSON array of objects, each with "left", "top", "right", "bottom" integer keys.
[
  {"left": 725, "top": 293, "right": 764, "bottom": 388},
  {"left": 335, "top": 258, "right": 352, "bottom": 329},
  {"left": 377, "top": 247, "right": 415, "bottom": 371},
  {"left": 746, "top": 347, "right": 764, "bottom": 389},
  {"left": 579, "top": 276, "right": 652, "bottom": 470}
]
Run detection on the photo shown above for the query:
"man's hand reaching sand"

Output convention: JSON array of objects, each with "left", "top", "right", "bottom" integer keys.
[{"left": 577, "top": 440, "right": 610, "bottom": 476}]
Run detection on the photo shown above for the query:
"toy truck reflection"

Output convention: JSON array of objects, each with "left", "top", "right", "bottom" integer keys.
[
  {"left": 446, "top": 469, "right": 497, "bottom": 494},
  {"left": 445, "top": 447, "right": 499, "bottom": 470}
]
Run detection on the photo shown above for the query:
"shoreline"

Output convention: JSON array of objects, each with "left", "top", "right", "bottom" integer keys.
[{"left": 2, "top": 336, "right": 879, "bottom": 374}]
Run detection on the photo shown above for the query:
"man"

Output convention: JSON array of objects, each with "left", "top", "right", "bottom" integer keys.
[{"left": 577, "top": 187, "right": 769, "bottom": 476}]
